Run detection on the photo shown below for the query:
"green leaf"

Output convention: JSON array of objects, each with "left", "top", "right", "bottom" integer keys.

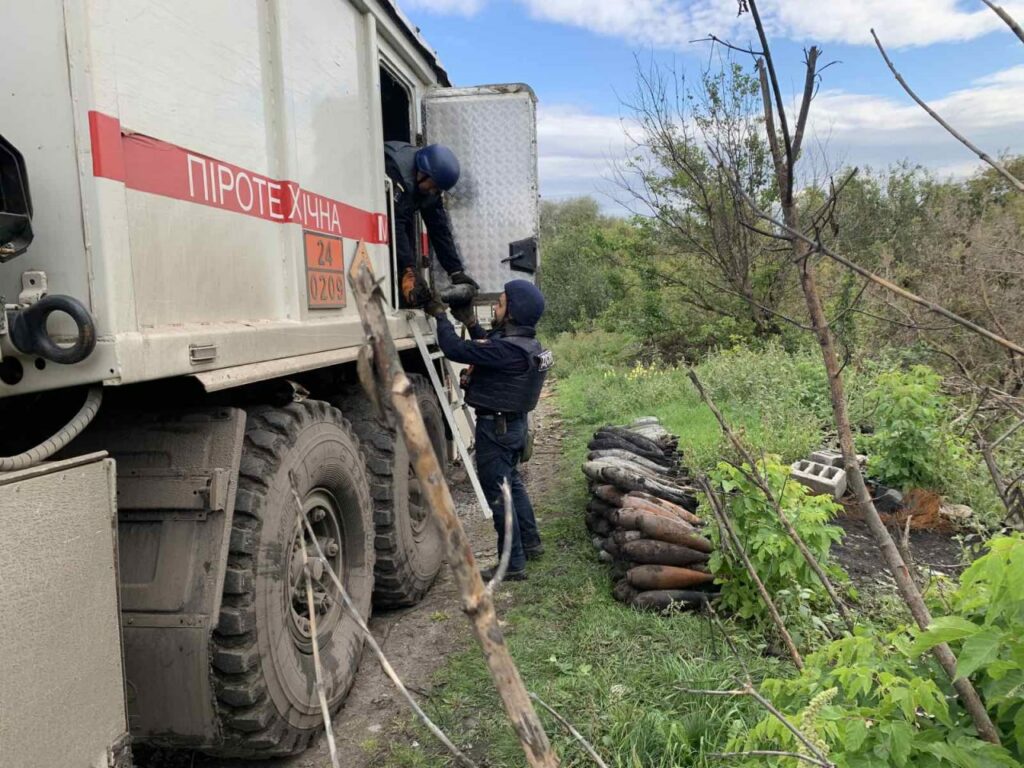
[
  {"left": 910, "top": 617, "right": 982, "bottom": 656},
  {"left": 844, "top": 718, "right": 869, "bottom": 752},
  {"left": 955, "top": 630, "right": 1002, "bottom": 680}
]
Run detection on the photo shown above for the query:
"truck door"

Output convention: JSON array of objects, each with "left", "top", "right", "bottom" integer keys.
[{"left": 423, "top": 84, "right": 539, "bottom": 298}]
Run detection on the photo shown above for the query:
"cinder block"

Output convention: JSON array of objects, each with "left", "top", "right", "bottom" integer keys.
[
  {"left": 809, "top": 449, "right": 866, "bottom": 468},
  {"left": 790, "top": 459, "right": 847, "bottom": 500}
]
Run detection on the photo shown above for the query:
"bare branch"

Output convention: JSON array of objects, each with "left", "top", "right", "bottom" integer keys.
[
  {"left": 748, "top": 0, "right": 794, "bottom": 202},
  {"left": 792, "top": 47, "right": 821, "bottom": 161},
  {"left": 486, "top": 479, "right": 515, "bottom": 595},
  {"left": 698, "top": 476, "right": 805, "bottom": 669},
  {"left": 872, "top": 29, "right": 1024, "bottom": 194},
  {"left": 300, "top": 512, "right": 480, "bottom": 768},
  {"left": 691, "top": 34, "right": 764, "bottom": 56},
  {"left": 728, "top": 178, "right": 1024, "bottom": 356},
  {"left": 530, "top": 693, "right": 610, "bottom": 768},
  {"left": 688, "top": 369, "right": 856, "bottom": 631},
  {"left": 982, "top": 0, "right": 1024, "bottom": 45}
]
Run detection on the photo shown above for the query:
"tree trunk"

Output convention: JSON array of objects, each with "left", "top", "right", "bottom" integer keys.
[{"left": 793, "top": 239, "right": 1001, "bottom": 744}]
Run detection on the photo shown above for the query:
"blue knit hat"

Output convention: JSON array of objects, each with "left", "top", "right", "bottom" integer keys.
[{"left": 504, "top": 280, "right": 545, "bottom": 328}]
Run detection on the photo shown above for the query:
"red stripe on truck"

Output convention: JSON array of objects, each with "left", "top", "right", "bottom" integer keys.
[{"left": 88, "top": 110, "right": 388, "bottom": 244}]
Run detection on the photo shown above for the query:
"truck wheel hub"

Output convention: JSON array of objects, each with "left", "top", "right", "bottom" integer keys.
[{"left": 288, "top": 488, "right": 345, "bottom": 646}]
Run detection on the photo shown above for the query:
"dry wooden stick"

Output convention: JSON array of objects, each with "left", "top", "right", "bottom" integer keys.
[
  {"left": 486, "top": 479, "right": 515, "bottom": 595},
  {"left": 681, "top": 606, "right": 834, "bottom": 767},
  {"left": 688, "top": 368, "right": 855, "bottom": 632},
  {"left": 698, "top": 476, "right": 804, "bottom": 670},
  {"left": 348, "top": 246, "right": 560, "bottom": 768},
  {"left": 296, "top": 527, "right": 342, "bottom": 768},
  {"left": 871, "top": 29, "right": 1024, "bottom": 194},
  {"left": 982, "top": 0, "right": 1024, "bottom": 45},
  {"left": 299, "top": 513, "right": 480, "bottom": 768},
  {"left": 530, "top": 693, "right": 610, "bottom": 768}
]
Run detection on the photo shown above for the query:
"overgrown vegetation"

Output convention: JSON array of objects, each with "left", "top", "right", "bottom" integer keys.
[{"left": 708, "top": 459, "right": 848, "bottom": 648}]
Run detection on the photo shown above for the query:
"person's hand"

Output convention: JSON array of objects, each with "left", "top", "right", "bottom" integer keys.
[
  {"left": 451, "top": 302, "right": 477, "bottom": 328},
  {"left": 449, "top": 270, "right": 479, "bottom": 290},
  {"left": 423, "top": 292, "right": 447, "bottom": 318}
]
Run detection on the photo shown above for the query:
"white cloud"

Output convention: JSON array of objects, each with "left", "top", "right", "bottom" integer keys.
[
  {"left": 401, "top": 0, "right": 1024, "bottom": 47},
  {"left": 536, "top": 64, "right": 1024, "bottom": 207},
  {"left": 536, "top": 105, "right": 639, "bottom": 205}
]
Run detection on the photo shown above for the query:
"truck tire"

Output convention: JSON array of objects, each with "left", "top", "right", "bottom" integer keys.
[
  {"left": 337, "top": 373, "right": 447, "bottom": 607},
  {"left": 208, "top": 399, "right": 374, "bottom": 757}
]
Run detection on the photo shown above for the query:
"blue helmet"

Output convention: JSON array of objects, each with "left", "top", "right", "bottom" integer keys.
[
  {"left": 415, "top": 144, "right": 460, "bottom": 191},
  {"left": 504, "top": 280, "right": 545, "bottom": 328}
]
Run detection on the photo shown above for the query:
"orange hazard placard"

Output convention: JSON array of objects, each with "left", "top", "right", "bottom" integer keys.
[{"left": 304, "top": 231, "right": 346, "bottom": 309}]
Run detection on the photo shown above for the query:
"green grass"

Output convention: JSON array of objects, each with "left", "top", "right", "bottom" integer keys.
[
  {"left": 375, "top": 335, "right": 825, "bottom": 767},
  {"left": 382, "top": 495, "right": 784, "bottom": 767}
]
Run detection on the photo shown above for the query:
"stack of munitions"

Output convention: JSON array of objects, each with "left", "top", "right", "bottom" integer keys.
[{"left": 581, "top": 418, "right": 719, "bottom": 612}]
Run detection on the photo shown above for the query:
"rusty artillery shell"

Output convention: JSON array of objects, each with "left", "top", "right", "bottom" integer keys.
[
  {"left": 592, "top": 516, "right": 611, "bottom": 537},
  {"left": 612, "top": 579, "right": 638, "bottom": 604},
  {"left": 596, "top": 426, "right": 670, "bottom": 459},
  {"left": 587, "top": 499, "right": 618, "bottom": 518},
  {"left": 636, "top": 514, "right": 713, "bottom": 552},
  {"left": 588, "top": 449, "right": 675, "bottom": 475},
  {"left": 592, "top": 485, "right": 625, "bottom": 507},
  {"left": 597, "top": 550, "right": 615, "bottom": 564},
  {"left": 630, "top": 589, "right": 711, "bottom": 611},
  {"left": 610, "top": 560, "right": 635, "bottom": 581},
  {"left": 587, "top": 437, "right": 669, "bottom": 465},
  {"left": 612, "top": 529, "right": 644, "bottom": 547},
  {"left": 592, "top": 536, "right": 607, "bottom": 552},
  {"left": 624, "top": 493, "right": 702, "bottom": 526},
  {"left": 614, "top": 507, "right": 691, "bottom": 533},
  {"left": 627, "top": 564, "right": 715, "bottom": 590},
  {"left": 603, "top": 537, "right": 619, "bottom": 557},
  {"left": 621, "top": 539, "right": 710, "bottom": 568}
]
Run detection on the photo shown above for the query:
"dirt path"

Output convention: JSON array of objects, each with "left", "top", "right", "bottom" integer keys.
[{"left": 138, "top": 391, "right": 564, "bottom": 768}]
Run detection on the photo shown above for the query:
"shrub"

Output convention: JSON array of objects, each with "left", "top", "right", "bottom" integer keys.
[
  {"left": 913, "top": 534, "right": 1024, "bottom": 761},
  {"left": 727, "top": 627, "right": 1020, "bottom": 767},
  {"left": 862, "top": 365, "right": 965, "bottom": 492},
  {"left": 708, "top": 458, "right": 849, "bottom": 647}
]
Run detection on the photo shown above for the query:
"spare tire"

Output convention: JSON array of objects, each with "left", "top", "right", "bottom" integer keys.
[
  {"left": 207, "top": 399, "right": 374, "bottom": 758},
  {"left": 337, "top": 373, "right": 447, "bottom": 607}
]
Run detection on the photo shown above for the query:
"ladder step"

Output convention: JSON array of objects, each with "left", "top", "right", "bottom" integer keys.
[{"left": 428, "top": 350, "right": 445, "bottom": 360}]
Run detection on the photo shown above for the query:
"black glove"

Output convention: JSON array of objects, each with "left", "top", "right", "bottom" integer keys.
[
  {"left": 449, "top": 270, "right": 479, "bottom": 290},
  {"left": 423, "top": 292, "right": 447, "bottom": 318},
  {"left": 451, "top": 303, "right": 477, "bottom": 328}
]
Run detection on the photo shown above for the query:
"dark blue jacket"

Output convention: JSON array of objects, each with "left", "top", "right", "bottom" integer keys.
[{"left": 384, "top": 141, "right": 464, "bottom": 275}]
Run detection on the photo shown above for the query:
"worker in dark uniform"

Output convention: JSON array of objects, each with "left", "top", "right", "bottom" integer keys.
[
  {"left": 384, "top": 141, "right": 478, "bottom": 307},
  {"left": 427, "top": 280, "right": 553, "bottom": 581}
]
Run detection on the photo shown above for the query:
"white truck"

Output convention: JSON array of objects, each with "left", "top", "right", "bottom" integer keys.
[{"left": 0, "top": 1, "right": 539, "bottom": 763}]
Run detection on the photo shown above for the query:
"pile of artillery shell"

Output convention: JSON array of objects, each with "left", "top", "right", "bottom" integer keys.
[{"left": 582, "top": 418, "right": 719, "bottom": 613}]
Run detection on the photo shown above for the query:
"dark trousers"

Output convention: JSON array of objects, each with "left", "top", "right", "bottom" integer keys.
[{"left": 475, "top": 417, "right": 540, "bottom": 572}]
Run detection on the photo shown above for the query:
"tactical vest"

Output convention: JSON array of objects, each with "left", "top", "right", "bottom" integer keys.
[{"left": 465, "top": 332, "right": 552, "bottom": 415}]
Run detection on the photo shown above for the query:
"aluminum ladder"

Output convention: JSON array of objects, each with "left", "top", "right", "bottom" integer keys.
[{"left": 408, "top": 312, "right": 492, "bottom": 519}]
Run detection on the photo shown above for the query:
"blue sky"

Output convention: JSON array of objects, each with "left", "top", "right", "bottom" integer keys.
[{"left": 400, "top": 0, "right": 1024, "bottom": 209}]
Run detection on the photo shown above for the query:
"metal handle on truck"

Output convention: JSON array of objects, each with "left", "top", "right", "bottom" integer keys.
[{"left": 7, "top": 294, "right": 97, "bottom": 364}]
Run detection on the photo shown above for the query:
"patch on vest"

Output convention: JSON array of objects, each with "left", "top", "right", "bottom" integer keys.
[{"left": 536, "top": 349, "right": 554, "bottom": 372}]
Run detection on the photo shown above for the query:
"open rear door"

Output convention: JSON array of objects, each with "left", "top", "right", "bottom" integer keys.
[{"left": 423, "top": 84, "right": 539, "bottom": 298}]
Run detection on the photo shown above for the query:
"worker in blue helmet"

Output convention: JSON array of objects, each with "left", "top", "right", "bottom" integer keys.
[
  {"left": 426, "top": 280, "right": 554, "bottom": 581},
  {"left": 383, "top": 141, "right": 478, "bottom": 308}
]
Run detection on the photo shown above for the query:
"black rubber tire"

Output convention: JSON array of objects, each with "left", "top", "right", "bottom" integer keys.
[
  {"left": 206, "top": 399, "right": 374, "bottom": 758},
  {"left": 337, "top": 373, "right": 447, "bottom": 607}
]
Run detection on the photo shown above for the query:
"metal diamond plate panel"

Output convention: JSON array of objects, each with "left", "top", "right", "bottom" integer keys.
[{"left": 425, "top": 85, "right": 539, "bottom": 297}]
